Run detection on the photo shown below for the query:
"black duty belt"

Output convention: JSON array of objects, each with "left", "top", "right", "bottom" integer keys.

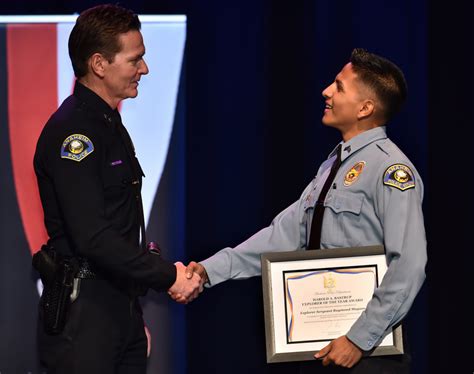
[{"left": 76, "top": 257, "right": 99, "bottom": 279}]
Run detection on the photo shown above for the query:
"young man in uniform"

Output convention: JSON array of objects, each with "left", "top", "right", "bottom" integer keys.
[{"left": 177, "top": 49, "right": 427, "bottom": 373}]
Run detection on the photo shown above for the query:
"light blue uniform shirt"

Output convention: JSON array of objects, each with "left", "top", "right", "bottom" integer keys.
[{"left": 201, "top": 126, "right": 427, "bottom": 351}]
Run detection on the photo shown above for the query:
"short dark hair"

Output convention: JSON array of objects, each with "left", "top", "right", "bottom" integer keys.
[
  {"left": 350, "top": 48, "right": 407, "bottom": 122},
  {"left": 68, "top": 4, "right": 141, "bottom": 78}
]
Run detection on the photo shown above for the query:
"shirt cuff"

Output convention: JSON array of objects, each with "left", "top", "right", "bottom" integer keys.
[{"left": 200, "top": 249, "right": 232, "bottom": 287}]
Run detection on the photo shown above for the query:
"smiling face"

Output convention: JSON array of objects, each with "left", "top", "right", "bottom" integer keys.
[
  {"left": 321, "top": 62, "right": 369, "bottom": 134},
  {"left": 101, "top": 30, "right": 149, "bottom": 108}
]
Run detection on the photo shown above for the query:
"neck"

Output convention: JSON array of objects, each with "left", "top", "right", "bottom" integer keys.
[
  {"left": 340, "top": 121, "right": 382, "bottom": 142},
  {"left": 78, "top": 77, "right": 120, "bottom": 110}
]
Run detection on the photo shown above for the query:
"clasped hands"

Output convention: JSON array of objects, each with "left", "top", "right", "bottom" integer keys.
[{"left": 167, "top": 261, "right": 207, "bottom": 304}]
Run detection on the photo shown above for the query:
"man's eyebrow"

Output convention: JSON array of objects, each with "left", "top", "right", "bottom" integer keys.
[
  {"left": 131, "top": 51, "right": 145, "bottom": 59},
  {"left": 335, "top": 78, "right": 344, "bottom": 91}
]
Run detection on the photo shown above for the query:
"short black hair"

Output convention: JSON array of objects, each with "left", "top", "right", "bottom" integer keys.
[
  {"left": 68, "top": 4, "right": 141, "bottom": 78},
  {"left": 350, "top": 48, "right": 407, "bottom": 122}
]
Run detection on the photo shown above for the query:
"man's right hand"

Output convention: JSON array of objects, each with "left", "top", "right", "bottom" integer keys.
[
  {"left": 168, "top": 262, "right": 201, "bottom": 304},
  {"left": 168, "top": 261, "right": 208, "bottom": 304}
]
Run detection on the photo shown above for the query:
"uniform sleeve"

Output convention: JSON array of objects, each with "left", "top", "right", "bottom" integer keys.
[
  {"left": 45, "top": 130, "right": 176, "bottom": 292},
  {"left": 201, "top": 195, "right": 308, "bottom": 287},
  {"left": 346, "top": 163, "right": 427, "bottom": 351}
]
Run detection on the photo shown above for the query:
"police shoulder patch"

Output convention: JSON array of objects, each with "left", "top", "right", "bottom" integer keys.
[
  {"left": 60, "top": 134, "right": 94, "bottom": 162},
  {"left": 383, "top": 164, "right": 415, "bottom": 191}
]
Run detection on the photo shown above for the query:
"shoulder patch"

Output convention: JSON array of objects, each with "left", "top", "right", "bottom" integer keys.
[
  {"left": 383, "top": 164, "right": 415, "bottom": 191},
  {"left": 60, "top": 134, "right": 94, "bottom": 162}
]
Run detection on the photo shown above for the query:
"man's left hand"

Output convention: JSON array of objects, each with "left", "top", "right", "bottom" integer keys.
[{"left": 314, "top": 335, "right": 363, "bottom": 368}]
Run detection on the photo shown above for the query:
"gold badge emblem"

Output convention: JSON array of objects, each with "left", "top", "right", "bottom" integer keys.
[
  {"left": 344, "top": 161, "right": 366, "bottom": 186},
  {"left": 394, "top": 169, "right": 409, "bottom": 183},
  {"left": 68, "top": 139, "right": 84, "bottom": 154}
]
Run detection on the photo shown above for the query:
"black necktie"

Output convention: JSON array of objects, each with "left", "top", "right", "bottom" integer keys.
[{"left": 307, "top": 144, "right": 342, "bottom": 250}]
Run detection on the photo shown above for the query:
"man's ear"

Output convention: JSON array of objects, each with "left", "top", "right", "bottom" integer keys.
[
  {"left": 357, "top": 99, "right": 375, "bottom": 120},
  {"left": 89, "top": 53, "right": 107, "bottom": 78}
]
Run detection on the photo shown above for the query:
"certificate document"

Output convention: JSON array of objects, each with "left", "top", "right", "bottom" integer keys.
[
  {"left": 284, "top": 266, "right": 377, "bottom": 343},
  {"left": 261, "top": 246, "right": 404, "bottom": 363}
]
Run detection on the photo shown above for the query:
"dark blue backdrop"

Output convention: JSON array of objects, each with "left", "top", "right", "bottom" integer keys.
[{"left": 1, "top": 1, "right": 472, "bottom": 373}]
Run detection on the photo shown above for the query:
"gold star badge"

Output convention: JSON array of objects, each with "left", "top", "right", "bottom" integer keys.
[{"left": 344, "top": 161, "right": 366, "bottom": 186}]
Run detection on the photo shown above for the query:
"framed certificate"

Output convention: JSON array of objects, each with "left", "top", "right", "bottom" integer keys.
[{"left": 261, "top": 245, "right": 403, "bottom": 363}]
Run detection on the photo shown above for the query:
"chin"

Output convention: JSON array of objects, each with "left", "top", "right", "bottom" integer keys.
[
  {"left": 321, "top": 117, "right": 332, "bottom": 127},
  {"left": 127, "top": 89, "right": 139, "bottom": 98}
]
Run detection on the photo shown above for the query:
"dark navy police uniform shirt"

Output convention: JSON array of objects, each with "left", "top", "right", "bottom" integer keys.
[{"left": 34, "top": 82, "right": 176, "bottom": 292}]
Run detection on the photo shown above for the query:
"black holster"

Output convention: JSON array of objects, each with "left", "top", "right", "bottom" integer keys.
[{"left": 33, "top": 245, "right": 77, "bottom": 335}]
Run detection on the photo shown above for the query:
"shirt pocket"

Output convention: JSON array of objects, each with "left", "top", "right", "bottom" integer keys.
[
  {"left": 301, "top": 188, "right": 318, "bottom": 240},
  {"left": 321, "top": 190, "right": 365, "bottom": 248},
  {"left": 102, "top": 162, "right": 131, "bottom": 201}
]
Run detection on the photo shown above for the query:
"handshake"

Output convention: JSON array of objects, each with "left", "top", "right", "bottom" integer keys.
[{"left": 167, "top": 261, "right": 207, "bottom": 304}]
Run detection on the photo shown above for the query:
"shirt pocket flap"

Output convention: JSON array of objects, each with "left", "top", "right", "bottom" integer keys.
[
  {"left": 324, "top": 190, "right": 364, "bottom": 215},
  {"left": 102, "top": 163, "right": 130, "bottom": 189},
  {"left": 303, "top": 192, "right": 317, "bottom": 211}
]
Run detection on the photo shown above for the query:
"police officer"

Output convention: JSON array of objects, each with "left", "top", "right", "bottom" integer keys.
[
  {"left": 34, "top": 4, "right": 201, "bottom": 373},
  {"left": 177, "top": 49, "right": 427, "bottom": 373}
]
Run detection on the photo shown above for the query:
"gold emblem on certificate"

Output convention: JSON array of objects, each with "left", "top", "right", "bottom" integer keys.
[{"left": 323, "top": 273, "right": 336, "bottom": 292}]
